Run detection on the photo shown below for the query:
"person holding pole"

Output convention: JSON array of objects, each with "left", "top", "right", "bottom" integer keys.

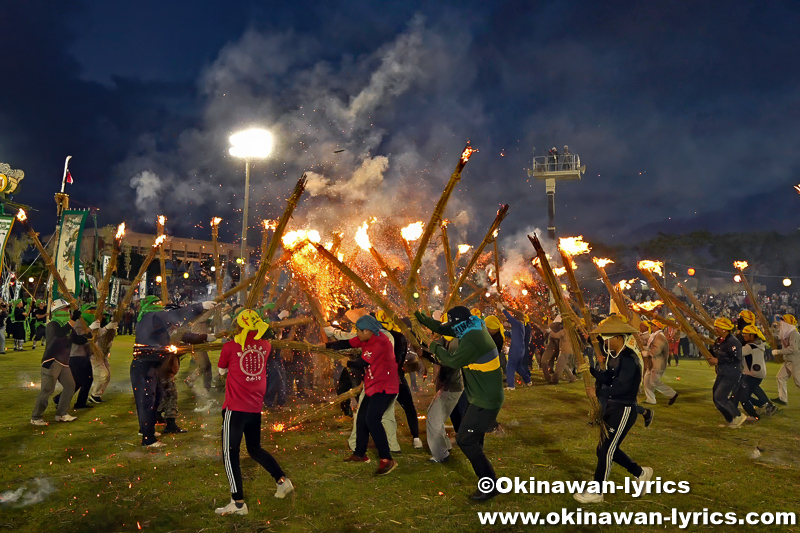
[{"left": 709, "top": 317, "right": 746, "bottom": 428}]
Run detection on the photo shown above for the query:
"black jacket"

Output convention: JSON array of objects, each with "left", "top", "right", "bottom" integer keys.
[{"left": 590, "top": 347, "right": 641, "bottom": 406}]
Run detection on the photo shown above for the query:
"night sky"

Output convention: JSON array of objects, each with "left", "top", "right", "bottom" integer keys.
[{"left": 2, "top": 0, "right": 799, "bottom": 250}]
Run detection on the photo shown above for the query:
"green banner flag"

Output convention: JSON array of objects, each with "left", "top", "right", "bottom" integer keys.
[
  {"left": 53, "top": 209, "right": 88, "bottom": 299},
  {"left": 0, "top": 214, "right": 15, "bottom": 272}
]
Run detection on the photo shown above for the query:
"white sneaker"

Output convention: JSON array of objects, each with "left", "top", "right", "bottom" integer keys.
[
  {"left": 413, "top": 438, "right": 423, "bottom": 449},
  {"left": 728, "top": 414, "right": 747, "bottom": 428},
  {"left": 637, "top": 466, "right": 653, "bottom": 482},
  {"left": 138, "top": 432, "right": 162, "bottom": 437},
  {"left": 504, "top": 386, "right": 515, "bottom": 391},
  {"left": 30, "top": 419, "right": 48, "bottom": 426},
  {"left": 55, "top": 414, "right": 77, "bottom": 422},
  {"left": 215, "top": 499, "right": 248, "bottom": 515},
  {"left": 145, "top": 441, "right": 167, "bottom": 448},
  {"left": 573, "top": 491, "right": 604, "bottom": 503},
  {"left": 274, "top": 478, "right": 294, "bottom": 499}
]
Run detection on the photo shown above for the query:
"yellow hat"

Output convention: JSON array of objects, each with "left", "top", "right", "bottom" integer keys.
[
  {"left": 640, "top": 321, "right": 652, "bottom": 333},
  {"left": 782, "top": 314, "right": 797, "bottom": 326},
  {"left": 234, "top": 309, "right": 270, "bottom": 350},
  {"left": 738, "top": 310, "right": 755, "bottom": 325},
  {"left": 375, "top": 309, "right": 400, "bottom": 332},
  {"left": 652, "top": 319, "right": 667, "bottom": 330},
  {"left": 742, "top": 324, "right": 766, "bottom": 341},
  {"left": 484, "top": 315, "right": 505, "bottom": 339},
  {"left": 470, "top": 308, "right": 482, "bottom": 318},
  {"left": 714, "top": 317, "right": 734, "bottom": 330}
]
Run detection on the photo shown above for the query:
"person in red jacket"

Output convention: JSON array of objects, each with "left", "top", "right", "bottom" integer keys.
[
  {"left": 215, "top": 310, "right": 294, "bottom": 516},
  {"left": 328, "top": 314, "right": 399, "bottom": 476}
]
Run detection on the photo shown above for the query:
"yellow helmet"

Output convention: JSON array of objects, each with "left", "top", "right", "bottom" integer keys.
[
  {"left": 738, "top": 310, "right": 756, "bottom": 325},
  {"left": 714, "top": 317, "right": 734, "bottom": 330},
  {"left": 470, "top": 308, "right": 482, "bottom": 318},
  {"left": 782, "top": 314, "right": 797, "bottom": 326},
  {"left": 741, "top": 324, "right": 766, "bottom": 341}
]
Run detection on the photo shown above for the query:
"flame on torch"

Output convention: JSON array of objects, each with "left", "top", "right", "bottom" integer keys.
[
  {"left": 158, "top": 215, "right": 166, "bottom": 226},
  {"left": 263, "top": 219, "right": 277, "bottom": 230},
  {"left": 457, "top": 244, "right": 471, "bottom": 254},
  {"left": 153, "top": 235, "right": 166, "bottom": 247},
  {"left": 115, "top": 222, "right": 126, "bottom": 240},
  {"left": 461, "top": 145, "right": 478, "bottom": 163},
  {"left": 558, "top": 236, "right": 591, "bottom": 256},
  {"left": 553, "top": 267, "right": 567, "bottom": 277},
  {"left": 592, "top": 257, "right": 614, "bottom": 268},
  {"left": 638, "top": 260, "right": 664, "bottom": 276},
  {"left": 433, "top": 285, "right": 441, "bottom": 295},
  {"left": 211, "top": 217, "right": 222, "bottom": 227},
  {"left": 631, "top": 300, "right": 664, "bottom": 312},
  {"left": 282, "top": 229, "right": 321, "bottom": 250},
  {"left": 401, "top": 222, "right": 424, "bottom": 242},
  {"left": 733, "top": 261, "right": 749, "bottom": 271},
  {"left": 167, "top": 345, "right": 178, "bottom": 354},
  {"left": 616, "top": 278, "right": 637, "bottom": 291},
  {"left": 355, "top": 221, "right": 372, "bottom": 251},
  {"left": 16, "top": 209, "right": 26, "bottom": 222}
]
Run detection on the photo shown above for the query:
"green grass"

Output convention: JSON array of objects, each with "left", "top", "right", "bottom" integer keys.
[{"left": 1, "top": 338, "right": 798, "bottom": 532}]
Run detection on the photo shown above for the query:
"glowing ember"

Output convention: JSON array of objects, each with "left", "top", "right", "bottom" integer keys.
[
  {"left": 28, "top": 381, "right": 36, "bottom": 387},
  {"left": 616, "top": 278, "right": 637, "bottom": 291},
  {"left": 167, "top": 345, "right": 178, "bottom": 354},
  {"left": 355, "top": 221, "right": 372, "bottom": 251},
  {"left": 492, "top": 229, "right": 499, "bottom": 239},
  {"left": 638, "top": 260, "right": 664, "bottom": 276},
  {"left": 115, "top": 222, "right": 126, "bottom": 240},
  {"left": 457, "top": 244, "right": 471, "bottom": 254},
  {"left": 210, "top": 217, "right": 222, "bottom": 227},
  {"left": 521, "top": 289, "right": 528, "bottom": 296},
  {"left": 433, "top": 285, "right": 441, "bottom": 295},
  {"left": 558, "top": 236, "right": 591, "bottom": 256},
  {"left": 733, "top": 261, "right": 749, "bottom": 271},
  {"left": 553, "top": 267, "right": 567, "bottom": 277},
  {"left": 157, "top": 215, "right": 166, "bottom": 226},
  {"left": 153, "top": 235, "right": 166, "bottom": 247},
  {"left": 401, "top": 222, "right": 424, "bottom": 241},
  {"left": 631, "top": 300, "right": 664, "bottom": 312},
  {"left": 16, "top": 209, "right": 26, "bottom": 222},
  {"left": 263, "top": 219, "right": 277, "bottom": 230},
  {"left": 592, "top": 257, "right": 614, "bottom": 268},
  {"left": 461, "top": 145, "right": 478, "bottom": 163},
  {"left": 271, "top": 423, "right": 286, "bottom": 432}
]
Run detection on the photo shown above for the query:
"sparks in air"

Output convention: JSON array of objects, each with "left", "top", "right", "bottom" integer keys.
[
  {"left": 631, "top": 300, "right": 664, "bottom": 312},
  {"left": 638, "top": 260, "right": 664, "bottom": 276},
  {"left": 592, "top": 257, "right": 614, "bottom": 268},
  {"left": 733, "top": 261, "right": 749, "bottom": 271},
  {"left": 282, "top": 229, "right": 321, "bottom": 250},
  {"left": 558, "top": 236, "right": 591, "bottom": 256},
  {"left": 263, "top": 219, "right": 278, "bottom": 230},
  {"left": 400, "top": 222, "right": 424, "bottom": 242}
]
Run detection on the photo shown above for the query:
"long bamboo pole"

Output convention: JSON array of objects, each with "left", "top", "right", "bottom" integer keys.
[
  {"left": 444, "top": 205, "right": 509, "bottom": 310},
  {"left": 367, "top": 246, "right": 404, "bottom": 294},
  {"left": 440, "top": 222, "right": 456, "bottom": 301},
  {"left": 591, "top": 259, "right": 628, "bottom": 317},
  {"left": 406, "top": 144, "right": 477, "bottom": 307},
  {"left": 676, "top": 282, "right": 715, "bottom": 326},
  {"left": 735, "top": 264, "right": 777, "bottom": 347},
  {"left": 529, "top": 233, "right": 600, "bottom": 421},
  {"left": 245, "top": 175, "right": 307, "bottom": 308},
  {"left": 288, "top": 384, "right": 363, "bottom": 428},
  {"left": 157, "top": 216, "right": 169, "bottom": 304},
  {"left": 113, "top": 235, "right": 166, "bottom": 324},
  {"left": 211, "top": 217, "right": 223, "bottom": 296},
  {"left": 559, "top": 249, "right": 603, "bottom": 365},
  {"left": 493, "top": 236, "right": 501, "bottom": 294},
  {"left": 634, "top": 306, "right": 715, "bottom": 346},
  {"left": 94, "top": 223, "right": 125, "bottom": 320},
  {"left": 638, "top": 267, "right": 714, "bottom": 363},
  {"left": 665, "top": 291, "right": 716, "bottom": 334},
  {"left": 310, "top": 242, "right": 423, "bottom": 351}
]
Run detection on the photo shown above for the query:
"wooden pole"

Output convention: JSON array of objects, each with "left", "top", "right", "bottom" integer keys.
[
  {"left": 367, "top": 246, "right": 404, "bottom": 294},
  {"left": 592, "top": 259, "right": 627, "bottom": 318},
  {"left": 735, "top": 265, "right": 777, "bottom": 347},
  {"left": 406, "top": 144, "right": 477, "bottom": 308},
  {"left": 157, "top": 216, "right": 169, "bottom": 304},
  {"left": 638, "top": 267, "right": 714, "bottom": 363},
  {"left": 311, "top": 241, "right": 423, "bottom": 351},
  {"left": 94, "top": 223, "right": 124, "bottom": 320},
  {"left": 444, "top": 205, "right": 509, "bottom": 310},
  {"left": 676, "top": 282, "right": 715, "bottom": 326},
  {"left": 559, "top": 249, "right": 603, "bottom": 365},
  {"left": 113, "top": 235, "right": 166, "bottom": 324},
  {"left": 493, "top": 236, "right": 501, "bottom": 295},
  {"left": 665, "top": 291, "right": 716, "bottom": 334},
  {"left": 245, "top": 175, "right": 307, "bottom": 308},
  {"left": 528, "top": 233, "right": 600, "bottom": 421},
  {"left": 440, "top": 223, "right": 456, "bottom": 300},
  {"left": 211, "top": 218, "right": 223, "bottom": 296},
  {"left": 288, "top": 384, "right": 363, "bottom": 428}
]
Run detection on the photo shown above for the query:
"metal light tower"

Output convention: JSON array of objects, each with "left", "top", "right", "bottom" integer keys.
[{"left": 527, "top": 146, "right": 585, "bottom": 240}]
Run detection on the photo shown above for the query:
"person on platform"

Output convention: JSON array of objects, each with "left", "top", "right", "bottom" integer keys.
[
  {"left": 214, "top": 310, "right": 294, "bottom": 516},
  {"left": 573, "top": 316, "right": 652, "bottom": 504}
]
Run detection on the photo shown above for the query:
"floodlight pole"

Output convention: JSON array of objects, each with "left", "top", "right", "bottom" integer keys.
[{"left": 239, "top": 158, "right": 251, "bottom": 305}]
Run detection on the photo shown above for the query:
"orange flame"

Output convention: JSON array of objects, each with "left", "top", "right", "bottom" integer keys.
[
  {"left": 115, "top": 222, "right": 126, "bottom": 240},
  {"left": 553, "top": 267, "right": 567, "bottom": 277},
  {"left": 461, "top": 145, "right": 478, "bottom": 163},
  {"left": 558, "top": 236, "right": 591, "bottom": 257},
  {"left": 16, "top": 209, "right": 26, "bottom": 222},
  {"left": 637, "top": 260, "right": 664, "bottom": 276},
  {"left": 492, "top": 229, "right": 499, "bottom": 239},
  {"left": 282, "top": 229, "right": 321, "bottom": 250},
  {"left": 271, "top": 423, "right": 286, "bottom": 432},
  {"left": 440, "top": 219, "right": 450, "bottom": 228},
  {"left": 167, "top": 345, "right": 178, "bottom": 354},
  {"left": 210, "top": 217, "right": 222, "bottom": 227},
  {"left": 457, "top": 244, "right": 471, "bottom": 254},
  {"left": 433, "top": 285, "right": 441, "bottom": 295},
  {"left": 733, "top": 261, "right": 749, "bottom": 271},
  {"left": 795, "top": 184, "right": 800, "bottom": 194},
  {"left": 616, "top": 278, "right": 637, "bottom": 291},
  {"left": 355, "top": 221, "right": 372, "bottom": 251},
  {"left": 153, "top": 235, "right": 166, "bottom": 247},
  {"left": 631, "top": 300, "right": 664, "bottom": 312},
  {"left": 400, "top": 222, "right": 424, "bottom": 241},
  {"left": 263, "top": 219, "right": 277, "bottom": 230},
  {"left": 592, "top": 257, "right": 614, "bottom": 268},
  {"left": 157, "top": 215, "right": 166, "bottom": 226}
]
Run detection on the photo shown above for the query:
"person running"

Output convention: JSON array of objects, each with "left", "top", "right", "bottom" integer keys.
[
  {"left": 642, "top": 320, "right": 678, "bottom": 405},
  {"left": 215, "top": 310, "right": 294, "bottom": 516},
  {"left": 710, "top": 317, "right": 746, "bottom": 428},
  {"left": 573, "top": 316, "right": 652, "bottom": 504},
  {"left": 772, "top": 314, "right": 800, "bottom": 406},
  {"left": 416, "top": 306, "right": 504, "bottom": 501},
  {"left": 499, "top": 304, "right": 532, "bottom": 389},
  {"left": 736, "top": 325, "right": 776, "bottom": 419}
]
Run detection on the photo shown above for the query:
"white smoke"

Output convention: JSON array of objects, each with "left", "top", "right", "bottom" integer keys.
[
  {"left": 129, "top": 170, "right": 163, "bottom": 212},
  {"left": 0, "top": 478, "right": 56, "bottom": 507}
]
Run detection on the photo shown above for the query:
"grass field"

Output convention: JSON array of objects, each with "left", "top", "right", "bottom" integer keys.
[{"left": 1, "top": 336, "right": 798, "bottom": 532}]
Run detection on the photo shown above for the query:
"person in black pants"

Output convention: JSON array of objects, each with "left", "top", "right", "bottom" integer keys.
[
  {"left": 376, "top": 310, "right": 422, "bottom": 449},
  {"left": 574, "top": 316, "right": 652, "bottom": 504}
]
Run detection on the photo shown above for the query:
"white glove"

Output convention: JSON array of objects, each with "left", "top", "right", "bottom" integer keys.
[
  {"left": 89, "top": 320, "right": 102, "bottom": 330},
  {"left": 206, "top": 333, "right": 216, "bottom": 342},
  {"left": 107, "top": 321, "right": 119, "bottom": 330},
  {"left": 324, "top": 326, "right": 335, "bottom": 336},
  {"left": 218, "top": 367, "right": 228, "bottom": 376},
  {"left": 202, "top": 301, "right": 217, "bottom": 310},
  {"left": 278, "top": 310, "right": 290, "bottom": 320}
]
